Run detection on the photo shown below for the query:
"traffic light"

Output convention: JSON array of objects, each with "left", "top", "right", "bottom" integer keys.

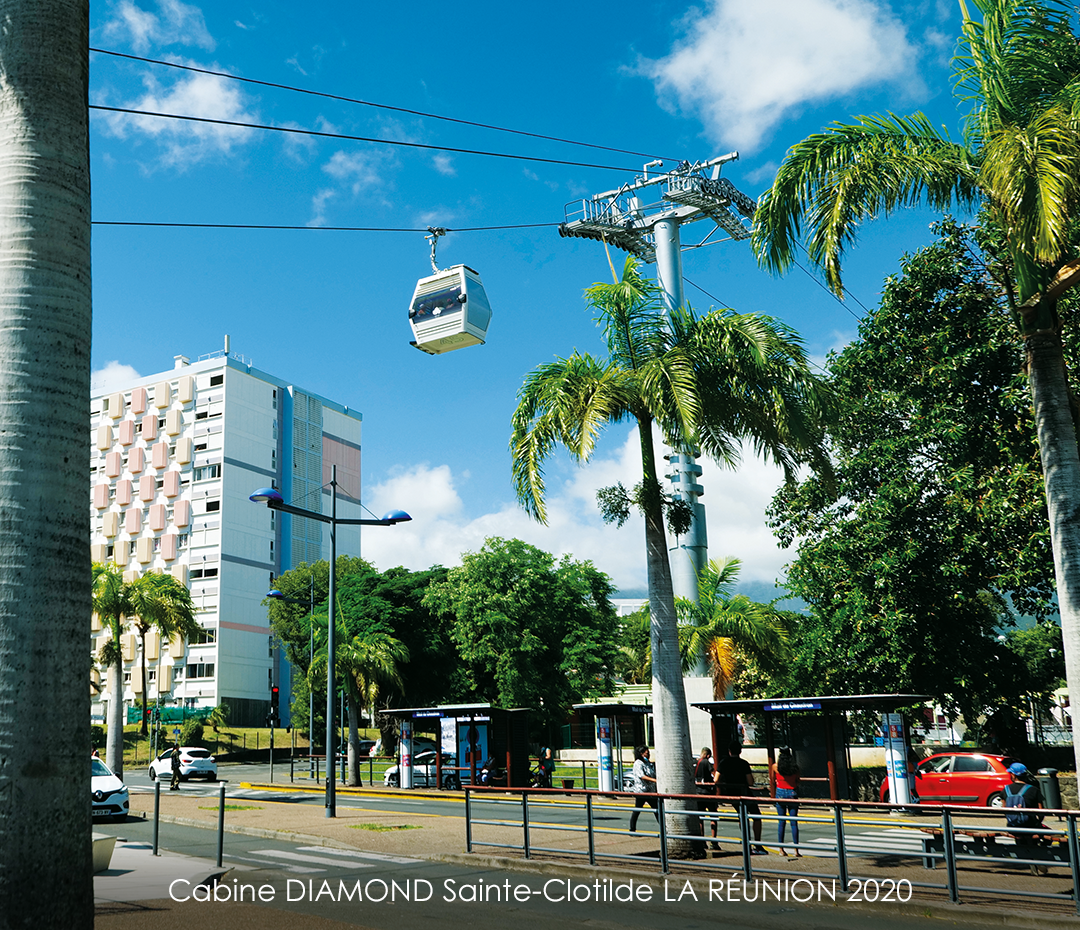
[{"left": 270, "top": 685, "right": 279, "bottom": 709}]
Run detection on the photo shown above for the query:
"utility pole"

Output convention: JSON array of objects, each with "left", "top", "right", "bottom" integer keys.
[{"left": 559, "top": 155, "right": 757, "bottom": 611}]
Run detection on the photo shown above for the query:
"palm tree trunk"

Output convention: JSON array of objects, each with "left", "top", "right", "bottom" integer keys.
[
  {"left": 1026, "top": 327, "right": 1080, "bottom": 776},
  {"left": 0, "top": 2, "right": 92, "bottom": 925},
  {"left": 638, "top": 416, "right": 696, "bottom": 857},
  {"left": 346, "top": 681, "right": 361, "bottom": 786},
  {"left": 106, "top": 636, "right": 126, "bottom": 778},
  {"left": 139, "top": 628, "right": 149, "bottom": 735}
]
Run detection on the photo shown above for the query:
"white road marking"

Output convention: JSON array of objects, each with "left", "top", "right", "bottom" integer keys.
[
  {"left": 296, "top": 846, "right": 420, "bottom": 865},
  {"left": 225, "top": 854, "right": 324, "bottom": 873},
  {"left": 250, "top": 849, "right": 375, "bottom": 869}
]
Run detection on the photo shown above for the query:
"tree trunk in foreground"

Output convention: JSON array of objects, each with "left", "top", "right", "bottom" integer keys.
[
  {"left": 0, "top": 2, "right": 93, "bottom": 928},
  {"left": 640, "top": 419, "right": 697, "bottom": 858},
  {"left": 1026, "top": 327, "right": 1080, "bottom": 778},
  {"left": 106, "top": 646, "right": 126, "bottom": 779}
]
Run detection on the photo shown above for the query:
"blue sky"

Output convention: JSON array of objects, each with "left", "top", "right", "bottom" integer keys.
[{"left": 89, "top": 0, "right": 970, "bottom": 596}]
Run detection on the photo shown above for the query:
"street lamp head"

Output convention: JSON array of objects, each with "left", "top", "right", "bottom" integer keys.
[
  {"left": 249, "top": 487, "right": 284, "bottom": 504},
  {"left": 266, "top": 589, "right": 285, "bottom": 599},
  {"left": 381, "top": 509, "right": 412, "bottom": 524}
]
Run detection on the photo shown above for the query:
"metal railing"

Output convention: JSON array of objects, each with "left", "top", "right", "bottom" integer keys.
[{"left": 464, "top": 785, "right": 1080, "bottom": 914}]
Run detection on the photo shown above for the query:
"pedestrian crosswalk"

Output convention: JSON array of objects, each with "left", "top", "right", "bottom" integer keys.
[
  {"left": 226, "top": 843, "right": 421, "bottom": 874},
  {"left": 802, "top": 828, "right": 928, "bottom": 858}
]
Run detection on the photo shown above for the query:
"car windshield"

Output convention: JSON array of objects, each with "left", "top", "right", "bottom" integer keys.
[
  {"left": 91, "top": 759, "right": 112, "bottom": 777},
  {"left": 185, "top": 749, "right": 211, "bottom": 758}
]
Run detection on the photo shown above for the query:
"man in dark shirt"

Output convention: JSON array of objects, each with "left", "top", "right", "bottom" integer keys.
[
  {"left": 716, "top": 741, "right": 766, "bottom": 854},
  {"left": 694, "top": 747, "right": 720, "bottom": 850}
]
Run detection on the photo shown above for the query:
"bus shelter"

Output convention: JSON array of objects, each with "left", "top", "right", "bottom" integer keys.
[
  {"left": 572, "top": 703, "right": 651, "bottom": 791},
  {"left": 693, "top": 694, "right": 930, "bottom": 802},
  {"left": 382, "top": 703, "right": 530, "bottom": 789}
]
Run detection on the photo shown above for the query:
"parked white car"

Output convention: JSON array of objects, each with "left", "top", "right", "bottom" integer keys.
[
  {"left": 92, "top": 757, "right": 129, "bottom": 821},
  {"left": 148, "top": 746, "right": 217, "bottom": 782},
  {"left": 384, "top": 750, "right": 461, "bottom": 789}
]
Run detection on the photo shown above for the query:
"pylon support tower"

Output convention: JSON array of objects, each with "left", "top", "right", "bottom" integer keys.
[{"left": 559, "top": 154, "right": 756, "bottom": 612}]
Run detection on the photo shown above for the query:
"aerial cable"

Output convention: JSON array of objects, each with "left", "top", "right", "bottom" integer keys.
[
  {"left": 90, "top": 47, "right": 677, "bottom": 162},
  {"left": 89, "top": 105, "right": 641, "bottom": 171},
  {"left": 91, "top": 221, "right": 560, "bottom": 232}
]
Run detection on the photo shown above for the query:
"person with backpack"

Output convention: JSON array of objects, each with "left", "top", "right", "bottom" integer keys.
[{"left": 1004, "top": 762, "right": 1046, "bottom": 874}]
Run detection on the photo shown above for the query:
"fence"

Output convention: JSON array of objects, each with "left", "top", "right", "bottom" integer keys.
[{"left": 464, "top": 785, "right": 1080, "bottom": 914}]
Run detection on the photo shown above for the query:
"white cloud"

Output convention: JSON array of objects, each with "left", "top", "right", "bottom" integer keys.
[
  {"left": 433, "top": 154, "right": 456, "bottom": 177},
  {"left": 643, "top": 0, "right": 919, "bottom": 151},
  {"left": 360, "top": 427, "right": 793, "bottom": 593},
  {"left": 92, "top": 361, "right": 141, "bottom": 393},
  {"left": 101, "top": 0, "right": 215, "bottom": 53},
  {"left": 322, "top": 150, "right": 387, "bottom": 193},
  {"left": 96, "top": 64, "right": 260, "bottom": 169}
]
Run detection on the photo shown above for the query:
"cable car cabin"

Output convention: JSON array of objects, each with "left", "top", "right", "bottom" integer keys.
[{"left": 409, "top": 264, "right": 492, "bottom": 356}]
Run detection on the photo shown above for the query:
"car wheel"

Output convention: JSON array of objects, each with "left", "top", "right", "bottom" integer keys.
[
  {"left": 388, "top": 773, "right": 399, "bottom": 788},
  {"left": 987, "top": 791, "right": 1005, "bottom": 808},
  {"left": 148, "top": 767, "right": 156, "bottom": 780},
  {"left": 207, "top": 775, "right": 217, "bottom": 783}
]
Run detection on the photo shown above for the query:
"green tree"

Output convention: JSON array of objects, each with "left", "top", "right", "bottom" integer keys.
[
  {"left": 767, "top": 222, "right": 1047, "bottom": 720},
  {"left": 129, "top": 572, "right": 201, "bottom": 735},
  {"left": 311, "top": 623, "right": 408, "bottom": 786},
  {"left": 423, "top": 537, "right": 619, "bottom": 740},
  {"left": 510, "top": 258, "right": 831, "bottom": 852},
  {"left": 0, "top": 4, "right": 93, "bottom": 925},
  {"left": 677, "top": 557, "right": 794, "bottom": 699},
  {"left": 751, "top": 0, "right": 1080, "bottom": 767}
]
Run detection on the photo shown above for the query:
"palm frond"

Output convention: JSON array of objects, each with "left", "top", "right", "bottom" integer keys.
[
  {"left": 510, "top": 354, "right": 636, "bottom": 522},
  {"left": 752, "top": 114, "right": 978, "bottom": 295}
]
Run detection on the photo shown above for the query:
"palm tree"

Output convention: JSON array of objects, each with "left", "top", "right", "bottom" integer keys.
[
  {"left": 129, "top": 572, "right": 200, "bottom": 736},
  {"left": 677, "top": 557, "right": 793, "bottom": 699},
  {"left": 0, "top": 3, "right": 93, "bottom": 925},
  {"left": 511, "top": 257, "right": 831, "bottom": 855},
  {"left": 311, "top": 618, "right": 408, "bottom": 786},
  {"left": 750, "top": 0, "right": 1080, "bottom": 770},
  {"left": 93, "top": 563, "right": 135, "bottom": 779}
]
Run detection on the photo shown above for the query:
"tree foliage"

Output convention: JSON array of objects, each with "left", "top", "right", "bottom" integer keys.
[
  {"left": 768, "top": 222, "right": 1049, "bottom": 719},
  {"left": 423, "top": 537, "right": 619, "bottom": 736}
]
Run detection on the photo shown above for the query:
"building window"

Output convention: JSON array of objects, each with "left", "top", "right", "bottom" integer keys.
[
  {"left": 205, "top": 500, "right": 220, "bottom": 512},
  {"left": 210, "top": 374, "right": 224, "bottom": 386},
  {"left": 189, "top": 567, "right": 218, "bottom": 580},
  {"left": 186, "top": 662, "right": 215, "bottom": 679},
  {"left": 177, "top": 533, "right": 189, "bottom": 548},
  {"left": 191, "top": 627, "right": 217, "bottom": 645},
  {"left": 193, "top": 464, "right": 221, "bottom": 482},
  {"left": 194, "top": 443, "right": 208, "bottom": 452}
]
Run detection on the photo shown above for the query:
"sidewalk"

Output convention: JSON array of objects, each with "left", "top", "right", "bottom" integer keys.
[
  {"left": 100, "top": 780, "right": 1080, "bottom": 929},
  {"left": 95, "top": 840, "right": 227, "bottom": 905}
]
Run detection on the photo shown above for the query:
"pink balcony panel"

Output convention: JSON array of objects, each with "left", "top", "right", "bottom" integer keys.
[
  {"left": 131, "top": 387, "right": 147, "bottom": 415},
  {"left": 116, "top": 479, "right": 133, "bottom": 506},
  {"left": 118, "top": 419, "right": 135, "bottom": 446},
  {"left": 104, "top": 452, "right": 122, "bottom": 478},
  {"left": 152, "top": 442, "right": 169, "bottom": 469},
  {"left": 163, "top": 470, "right": 180, "bottom": 498},
  {"left": 149, "top": 504, "right": 166, "bottom": 532},
  {"left": 139, "top": 475, "right": 155, "bottom": 501},
  {"left": 128, "top": 446, "right": 145, "bottom": 474},
  {"left": 92, "top": 484, "right": 109, "bottom": 509},
  {"left": 125, "top": 508, "right": 141, "bottom": 534},
  {"left": 161, "top": 533, "right": 177, "bottom": 561},
  {"left": 141, "top": 414, "right": 158, "bottom": 441},
  {"left": 173, "top": 499, "right": 191, "bottom": 527}
]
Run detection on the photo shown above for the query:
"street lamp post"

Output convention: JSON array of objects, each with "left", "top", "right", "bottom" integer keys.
[
  {"left": 267, "top": 572, "right": 316, "bottom": 776},
  {"left": 251, "top": 466, "right": 410, "bottom": 818}
]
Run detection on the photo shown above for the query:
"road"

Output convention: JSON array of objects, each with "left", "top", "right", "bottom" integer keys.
[{"left": 123, "top": 761, "right": 942, "bottom": 862}]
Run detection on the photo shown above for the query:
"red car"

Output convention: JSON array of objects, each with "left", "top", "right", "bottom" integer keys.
[{"left": 879, "top": 752, "right": 1018, "bottom": 807}]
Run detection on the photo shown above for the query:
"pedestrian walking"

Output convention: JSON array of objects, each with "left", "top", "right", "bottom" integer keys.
[
  {"left": 170, "top": 743, "right": 182, "bottom": 790},
  {"left": 628, "top": 745, "right": 658, "bottom": 832}
]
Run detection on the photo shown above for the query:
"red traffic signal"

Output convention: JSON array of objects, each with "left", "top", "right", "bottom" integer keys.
[{"left": 270, "top": 685, "right": 279, "bottom": 708}]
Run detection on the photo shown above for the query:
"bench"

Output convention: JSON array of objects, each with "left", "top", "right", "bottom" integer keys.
[{"left": 919, "top": 826, "right": 1068, "bottom": 870}]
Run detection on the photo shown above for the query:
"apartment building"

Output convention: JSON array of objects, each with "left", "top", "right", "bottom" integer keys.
[{"left": 89, "top": 348, "right": 364, "bottom": 727}]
